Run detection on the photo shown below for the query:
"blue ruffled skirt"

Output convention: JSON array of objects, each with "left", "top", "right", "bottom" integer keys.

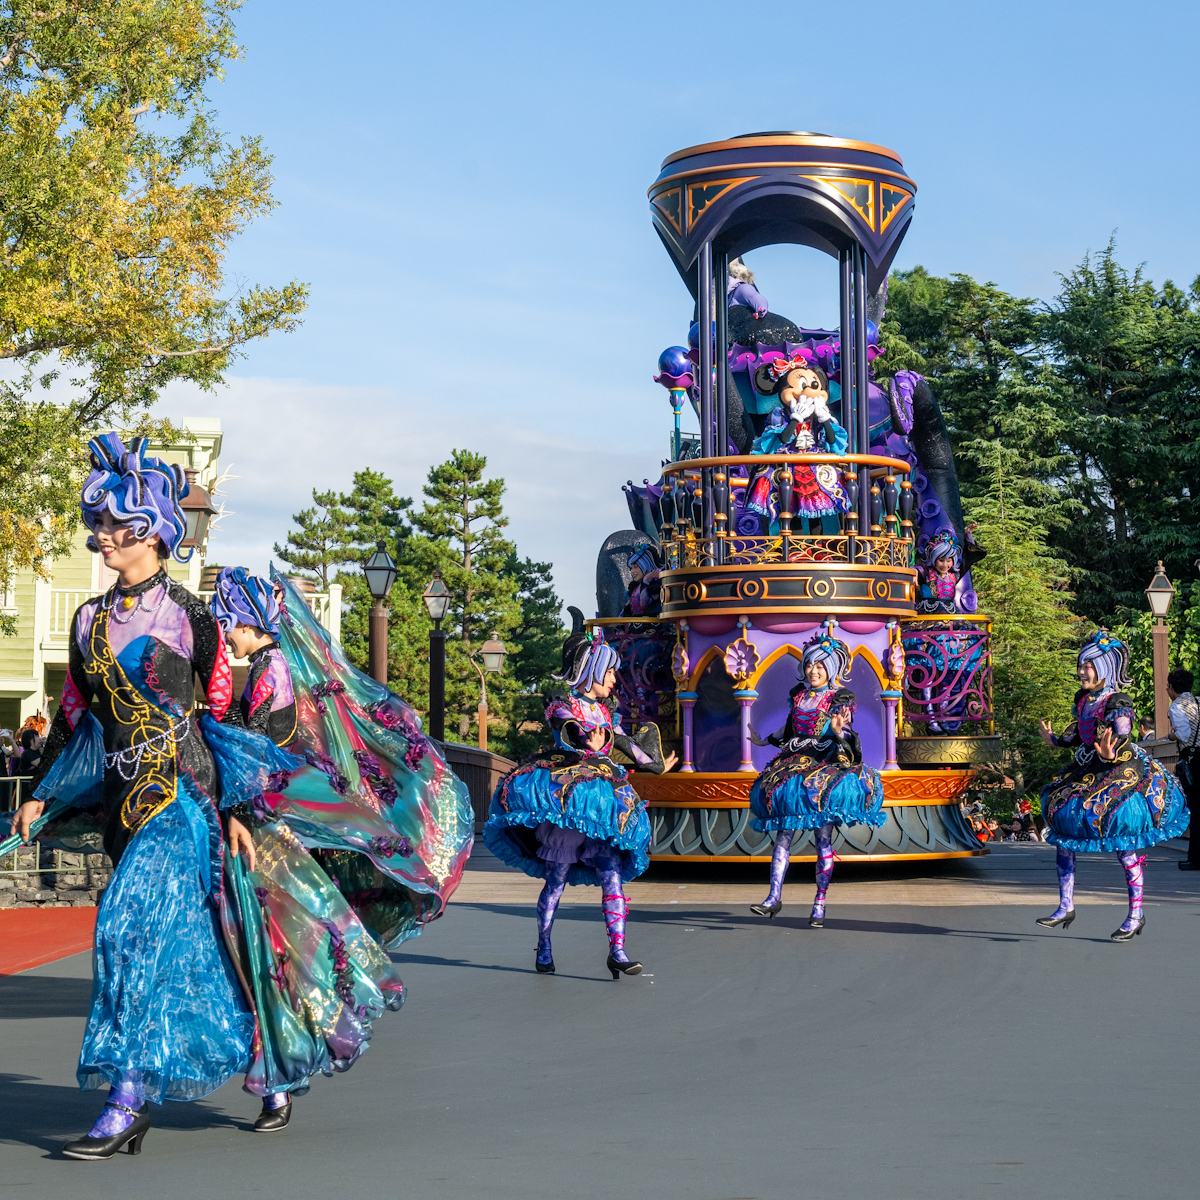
[
  {"left": 1042, "top": 744, "right": 1190, "bottom": 853},
  {"left": 749, "top": 754, "right": 885, "bottom": 833},
  {"left": 79, "top": 794, "right": 253, "bottom": 1103},
  {"left": 482, "top": 762, "right": 650, "bottom": 885}
]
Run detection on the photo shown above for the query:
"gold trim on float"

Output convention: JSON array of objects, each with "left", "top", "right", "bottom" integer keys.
[
  {"left": 662, "top": 605, "right": 918, "bottom": 620},
  {"left": 661, "top": 135, "right": 905, "bottom": 168},
  {"left": 660, "top": 562, "right": 917, "bottom": 577},
  {"left": 648, "top": 850, "right": 985, "bottom": 863},
  {"left": 650, "top": 161, "right": 918, "bottom": 194}
]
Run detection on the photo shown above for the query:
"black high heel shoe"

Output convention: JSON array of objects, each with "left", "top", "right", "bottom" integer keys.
[
  {"left": 1036, "top": 910, "right": 1076, "bottom": 930},
  {"left": 750, "top": 900, "right": 782, "bottom": 918},
  {"left": 535, "top": 953, "right": 555, "bottom": 974},
  {"left": 1110, "top": 916, "right": 1145, "bottom": 942},
  {"left": 607, "top": 955, "right": 643, "bottom": 979},
  {"left": 809, "top": 914, "right": 825, "bottom": 928},
  {"left": 62, "top": 1103, "right": 150, "bottom": 1159},
  {"left": 254, "top": 1097, "right": 292, "bottom": 1133}
]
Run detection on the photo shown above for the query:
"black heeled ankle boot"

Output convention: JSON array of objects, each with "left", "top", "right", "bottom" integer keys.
[
  {"left": 750, "top": 900, "right": 783, "bottom": 918},
  {"left": 606, "top": 954, "right": 643, "bottom": 979},
  {"left": 62, "top": 1103, "right": 150, "bottom": 1160},
  {"left": 1110, "top": 917, "right": 1145, "bottom": 942},
  {"left": 535, "top": 951, "right": 555, "bottom": 974},
  {"left": 254, "top": 1097, "right": 292, "bottom": 1133}
]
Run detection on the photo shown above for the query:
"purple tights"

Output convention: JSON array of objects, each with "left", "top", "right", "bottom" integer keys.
[
  {"left": 536, "top": 863, "right": 570, "bottom": 965},
  {"left": 87, "top": 1072, "right": 144, "bottom": 1138},
  {"left": 600, "top": 870, "right": 630, "bottom": 963},
  {"left": 762, "top": 831, "right": 795, "bottom": 905},
  {"left": 1049, "top": 846, "right": 1076, "bottom": 918},
  {"left": 812, "top": 823, "right": 835, "bottom": 920},
  {"left": 1118, "top": 849, "right": 1146, "bottom": 932}
]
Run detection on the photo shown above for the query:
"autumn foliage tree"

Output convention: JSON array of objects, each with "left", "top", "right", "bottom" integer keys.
[{"left": 0, "top": 1, "right": 306, "bottom": 612}]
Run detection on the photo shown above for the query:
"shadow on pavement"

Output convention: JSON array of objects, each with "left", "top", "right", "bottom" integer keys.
[{"left": 0, "top": 973, "right": 93, "bottom": 1021}]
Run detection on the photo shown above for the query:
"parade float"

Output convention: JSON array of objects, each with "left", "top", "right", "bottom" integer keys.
[{"left": 594, "top": 131, "right": 997, "bottom": 863}]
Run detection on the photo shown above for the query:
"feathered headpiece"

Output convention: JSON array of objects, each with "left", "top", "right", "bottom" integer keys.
[
  {"left": 81, "top": 433, "right": 191, "bottom": 562},
  {"left": 210, "top": 566, "right": 281, "bottom": 636},
  {"left": 1077, "top": 629, "right": 1132, "bottom": 692},
  {"left": 923, "top": 530, "right": 961, "bottom": 570},
  {"left": 556, "top": 612, "right": 620, "bottom": 694},
  {"left": 800, "top": 633, "right": 851, "bottom": 688}
]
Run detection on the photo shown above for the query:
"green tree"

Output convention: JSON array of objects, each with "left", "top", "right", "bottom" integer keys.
[
  {"left": 273, "top": 490, "right": 351, "bottom": 589},
  {"left": 964, "top": 441, "right": 1082, "bottom": 798},
  {"left": 0, "top": 1, "right": 306, "bottom": 604},
  {"left": 502, "top": 553, "right": 566, "bottom": 760},
  {"left": 410, "top": 450, "right": 521, "bottom": 745},
  {"left": 1042, "top": 241, "right": 1198, "bottom": 620}
]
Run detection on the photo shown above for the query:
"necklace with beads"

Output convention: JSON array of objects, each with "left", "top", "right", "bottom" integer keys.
[{"left": 105, "top": 572, "right": 168, "bottom": 623}]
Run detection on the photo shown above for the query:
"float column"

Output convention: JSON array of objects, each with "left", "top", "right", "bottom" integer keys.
[
  {"left": 677, "top": 691, "right": 698, "bottom": 772},
  {"left": 734, "top": 689, "right": 758, "bottom": 772},
  {"left": 881, "top": 689, "right": 901, "bottom": 771}
]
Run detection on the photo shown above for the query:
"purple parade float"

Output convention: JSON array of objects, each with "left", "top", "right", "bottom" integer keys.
[{"left": 597, "top": 132, "right": 997, "bottom": 863}]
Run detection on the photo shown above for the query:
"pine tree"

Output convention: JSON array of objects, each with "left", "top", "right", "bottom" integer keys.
[
  {"left": 410, "top": 450, "right": 521, "bottom": 745},
  {"left": 273, "top": 490, "right": 352, "bottom": 588},
  {"left": 502, "top": 554, "right": 567, "bottom": 760},
  {"left": 964, "top": 441, "right": 1082, "bottom": 798}
]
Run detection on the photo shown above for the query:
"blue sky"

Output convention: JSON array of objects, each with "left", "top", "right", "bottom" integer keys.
[{"left": 163, "top": 0, "right": 1200, "bottom": 611}]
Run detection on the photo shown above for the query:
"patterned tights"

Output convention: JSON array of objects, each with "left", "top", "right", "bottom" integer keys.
[
  {"left": 534, "top": 861, "right": 632, "bottom": 964},
  {"left": 812, "top": 823, "right": 836, "bottom": 920},
  {"left": 1049, "top": 845, "right": 1146, "bottom": 931},
  {"left": 87, "top": 1072, "right": 144, "bottom": 1137}
]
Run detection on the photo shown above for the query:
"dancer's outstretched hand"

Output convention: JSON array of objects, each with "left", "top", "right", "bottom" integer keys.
[
  {"left": 1038, "top": 718, "right": 1056, "bottom": 746},
  {"left": 1095, "top": 726, "right": 1118, "bottom": 762},
  {"left": 227, "top": 815, "right": 257, "bottom": 872},
  {"left": 9, "top": 799, "right": 44, "bottom": 842}
]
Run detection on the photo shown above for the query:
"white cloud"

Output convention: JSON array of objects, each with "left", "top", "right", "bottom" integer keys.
[{"left": 157, "top": 374, "right": 652, "bottom": 613}]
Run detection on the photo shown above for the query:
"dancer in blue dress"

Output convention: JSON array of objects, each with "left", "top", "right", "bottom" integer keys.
[
  {"left": 1036, "top": 630, "right": 1189, "bottom": 941},
  {"left": 748, "top": 632, "right": 884, "bottom": 926},
  {"left": 483, "top": 618, "right": 673, "bottom": 977},
  {"left": 7, "top": 437, "right": 471, "bottom": 1158}
]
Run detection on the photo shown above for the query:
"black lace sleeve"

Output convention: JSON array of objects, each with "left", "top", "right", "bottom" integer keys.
[{"left": 31, "top": 610, "right": 93, "bottom": 790}]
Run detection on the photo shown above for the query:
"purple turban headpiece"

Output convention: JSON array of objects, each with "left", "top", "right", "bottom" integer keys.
[
  {"left": 1077, "top": 629, "right": 1132, "bottom": 692},
  {"left": 81, "top": 433, "right": 191, "bottom": 563},
  {"left": 210, "top": 566, "right": 281, "bottom": 636},
  {"left": 556, "top": 626, "right": 620, "bottom": 694}
]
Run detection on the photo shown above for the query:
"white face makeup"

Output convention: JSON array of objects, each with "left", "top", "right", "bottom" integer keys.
[{"left": 92, "top": 511, "right": 161, "bottom": 583}]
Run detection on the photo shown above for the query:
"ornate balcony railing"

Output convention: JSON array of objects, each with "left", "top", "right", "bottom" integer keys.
[
  {"left": 900, "top": 617, "right": 994, "bottom": 736},
  {"left": 657, "top": 453, "right": 916, "bottom": 570}
]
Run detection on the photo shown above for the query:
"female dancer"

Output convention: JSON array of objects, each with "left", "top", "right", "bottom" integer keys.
[
  {"left": 483, "top": 619, "right": 672, "bottom": 977},
  {"left": 1036, "top": 630, "right": 1189, "bottom": 940},
  {"left": 8, "top": 436, "right": 471, "bottom": 1157},
  {"left": 748, "top": 632, "right": 884, "bottom": 926}
]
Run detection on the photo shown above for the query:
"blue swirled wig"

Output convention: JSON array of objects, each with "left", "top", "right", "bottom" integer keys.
[
  {"left": 800, "top": 633, "right": 851, "bottom": 688},
  {"left": 210, "top": 566, "right": 281, "bottom": 636},
  {"left": 556, "top": 627, "right": 620, "bottom": 693},
  {"left": 628, "top": 544, "right": 659, "bottom": 575},
  {"left": 81, "top": 433, "right": 191, "bottom": 562},
  {"left": 1078, "top": 629, "right": 1132, "bottom": 691}
]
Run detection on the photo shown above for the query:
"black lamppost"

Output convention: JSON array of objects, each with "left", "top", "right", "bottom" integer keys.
[
  {"left": 422, "top": 571, "right": 451, "bottom": 741},
  {"left": 363, "top": 541, "right": 397, "bottom": 685},
  {"left": 1145, "top": 561, "right": 1176, "bottom": 740},
  {"left": 470, "top": 632, "right": 508, "bottom": 752}
]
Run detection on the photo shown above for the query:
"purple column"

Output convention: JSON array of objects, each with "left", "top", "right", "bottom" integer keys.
[
  {"left": 678, "top": 691, "right": 698, "bottom": 772},
  {"left": 734, "top": 689, "right": 758, "bottom": 772},
  {"left": 881, "top": 689, "right": 901, "bottom": 771}
]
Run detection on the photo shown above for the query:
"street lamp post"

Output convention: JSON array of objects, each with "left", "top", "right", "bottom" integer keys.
[
  {"left": 421, "top": 571, "right": 451, "bottom": 742},
  {"left": 470, "top": 632, "right": 507, "bottom": 752},
  {"left": 1145, "top": 561, "right": 1176, "bottom": 740},
  {"left": 363, "top": 541, "right": 398, "bottom": 686}
]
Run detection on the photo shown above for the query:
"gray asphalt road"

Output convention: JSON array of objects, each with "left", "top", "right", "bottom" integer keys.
[{"left": 1, "top": 862, "right": 1196, "bottom": 1200}]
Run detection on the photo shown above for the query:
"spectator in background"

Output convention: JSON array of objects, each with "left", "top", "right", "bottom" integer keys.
[
  {"left": 1169, "top": 668, "right": 1200, "bottom": 871},
  {"left": 15, "top": 727, "right": 41, "bottom": 776}
]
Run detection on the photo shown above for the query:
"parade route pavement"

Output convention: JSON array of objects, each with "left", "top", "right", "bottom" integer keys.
[{"left": 2, "top": 841, "right": 1196, "bottom": 1199}]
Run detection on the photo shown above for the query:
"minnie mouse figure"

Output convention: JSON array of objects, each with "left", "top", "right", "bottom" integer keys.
[{"left": 744, "top": 354, "right": 850, "bottom": 534}]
